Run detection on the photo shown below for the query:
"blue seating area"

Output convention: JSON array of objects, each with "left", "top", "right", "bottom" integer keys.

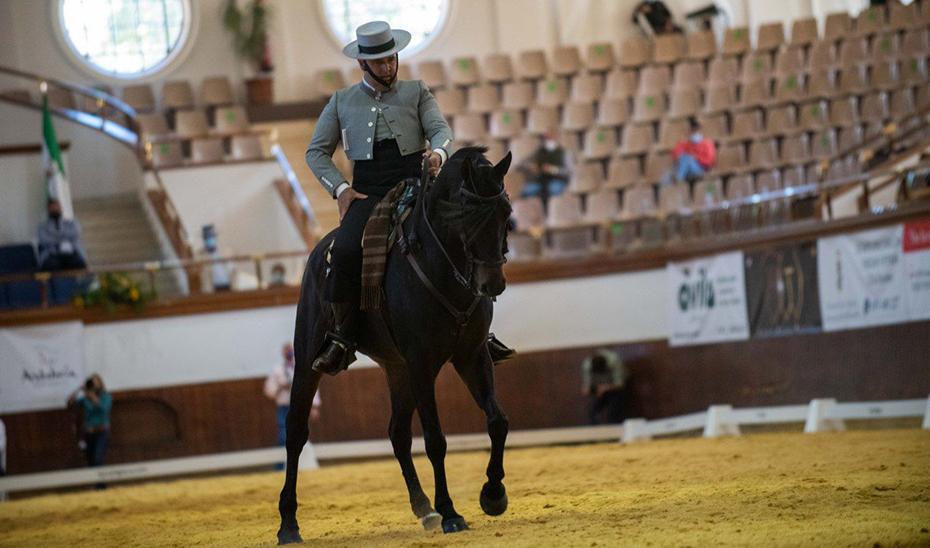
[{"left": 0, "top": 244, "right": 43, "bottom": 309}]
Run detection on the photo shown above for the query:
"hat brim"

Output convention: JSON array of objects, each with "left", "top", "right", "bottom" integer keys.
[{"left": 343, "top": 29, "right": 412, "bottom": 60}]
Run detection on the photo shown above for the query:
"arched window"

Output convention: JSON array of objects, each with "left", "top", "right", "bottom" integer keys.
[
  {"left": 321, "top": 0, "right": 449, "bottom": 57},
  {"left": 58, "top": 0, "right": 192, "bottom": 79}
]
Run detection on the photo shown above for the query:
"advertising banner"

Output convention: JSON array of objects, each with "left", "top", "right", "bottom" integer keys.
[
  {"left": 744, "top": 241, "right": 822, "bottom": 337},
  {"left": 0, "top": 321, "right": 85, "bottom": 414},
  {"left": 668, "top": 251, "right": 750, "bottom": 346},
  {"left": 903, "top": 219, "right": 930, "bottom": 321}
]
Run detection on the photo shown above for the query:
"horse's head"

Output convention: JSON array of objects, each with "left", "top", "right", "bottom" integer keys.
[{"left": 455, "top": 151, "right": 513, "bottom": 298}]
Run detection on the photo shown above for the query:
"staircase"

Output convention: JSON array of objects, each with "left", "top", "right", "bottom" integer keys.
[{"left": 72, "top": 194, "right": 182, "bottom": 297}]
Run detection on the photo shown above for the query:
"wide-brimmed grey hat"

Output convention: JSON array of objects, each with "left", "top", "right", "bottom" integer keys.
[{"left": 342, "top": 21, "right": 411, "bottom": 60}]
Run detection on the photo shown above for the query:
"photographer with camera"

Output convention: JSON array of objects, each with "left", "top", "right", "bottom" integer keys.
[{"left": 67, "top": 374, "right": 113, "bottom": 486}]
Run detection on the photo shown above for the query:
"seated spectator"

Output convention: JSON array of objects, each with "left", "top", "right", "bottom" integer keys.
[
  {"left": 664, "top": 117, "right": 716, "bottom": 185},
  {"left": 632, "top": 0, "right": 682, "bottom": 35},
  {"left": 37, "top": 198, "right": 87, "bottom": 271},
  {"left": 581, "top": 349, "right": 628, "bottom": 425},
  {"left": 268, "top": 262, "right": 287, "bottom": 288},
  {"left": 200, "top": 224, "right": 231, "bottom": 292},
  {"left": 521, "top": 130, "right": 571, "bottom": 208}
]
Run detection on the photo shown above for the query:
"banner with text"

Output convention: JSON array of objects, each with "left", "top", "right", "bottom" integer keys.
[
  {"left": 817, "top": 225, "right": 907, "bottom": 331},
  {"left": 0, "top": 321, "right": 85, "bottom": 414},
  {"left": 744, "top": 241, "right": 823, "bottom": 338},
  {"left": 668, "top": 251, "right": 750, "bottom": 346},
  {"left": 903, "top": 219, "right": 930, "bottom": 321}
]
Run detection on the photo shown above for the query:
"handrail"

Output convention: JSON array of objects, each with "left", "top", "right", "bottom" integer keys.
[{"left": 0, "top": 65, "right": 138, "bottom": 118}]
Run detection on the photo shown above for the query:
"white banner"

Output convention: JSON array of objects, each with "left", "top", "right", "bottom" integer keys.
[
  {"left": 817, "top": 225, "right": 907, "bottom": 331},
  {"left": 903, "top": 219, "right": 930, "bottom": 321},
  {"left": 0, "top": 321, "right": 85, "bottom": 414},
  {"left": 667, "top": 251, "right": 749, "bottom": 346}
]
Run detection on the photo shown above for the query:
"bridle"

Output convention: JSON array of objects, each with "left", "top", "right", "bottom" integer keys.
[{"left": 397, "top": 157, "right": 509, "bottom": 326}]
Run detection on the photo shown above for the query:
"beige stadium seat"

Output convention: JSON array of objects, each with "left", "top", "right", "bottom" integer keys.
[
  {"left": 201, "top": 76, "right": 235, "bottom": 106},
  {"left": 765, "top": 105, "right": 800, "bottom": 137},
  {"left": 922, "top": 1, "right": 930, "bottom": 24},
  {"left": 659, "top": 182, "right": 691, "bottom": 215},
  {"left": 619, "top": 37, "right": 652, "bottom": 68},
  {"left": 632, "top": 93, "right": 666, "bottom": 123},
  {"left": 871, "top": 33, "right": 899, "bottom": 63},
  {"left": 781, "top": 133, "right": 812, "bottom": 164},
  {"left": 755, "top": 169, "right": 782, "bottom": 192},
  {"left": 707, "top": 57, "right": 740, "bottom": 86},
  {"left": 606, "top": 156, "right": 641, "bottom": 189},
  {"left": 838, "top": 64, "right": 869, "bottom": 95},
  {"left": 667, "top": 88, "right": 702, "bottom": 119},
  {"left": 568, "top": 161, "right": 603, "bottom": 194},
  {"left": 546, "top": 193, "right": 585, "bottom": 228},
  {"left": 742, "top": 52, "right": 773, "bottom": 82},
  {"left": 621, "top": 183, "right": 657, "bottom": 219},
  {"left": 644, "top": 151, "right": 673, "bottom": 182},
  {"left": 511, "top": 197, "right": 545, "bottom": 231},
  {"left": 151, "top": 141, "right": 183, "bottom": 168},
  {"left": 757, "top": 22, "right": 786, "bottom": 51},
  {"left": 791, "top": 17, "right": 819, "bottom": 46},
  {"left": 583, "top": 188, "right": 621, "bottom": 223},
  {"left": 890, "top": 88, "right": 915, "bottom": 122},
  {"left": 798, "top": 99, "right": 829, "bottom": 132},
  {"left": 811, "top": 129, "right": 838, "bottom": 160},
  {"left": 449, "top": 57, "right": 480, "bottom": 87},
  {"left": 453, "top": 112, "right": 487, "bottom": 143},
  {"left": 604, "top": 69, "right": 638, "bottom": 99},
  {"left": 697, "top": 112, "right": 729, "bottom": 141},
  {"left": 871, "top": 61, "right": 900, "bottom": 91},
  {"left": 706, "top": 84, "right": 737, "bottom": 113},
  {"left": 191, "top": 138, "right": 225, "bottom": 164},
  {"left": 585, "top": 42, "right": 616, "bottom": 72},
  {"left": 838, "top": 125, "right": 864, "bottom": 150},
  {"left": 729, "top": 109, "right": 763, "bottom": 142},
  {"left": 501, "top": 81, "right": 535, "bottom": 110},
  {"left": 902, "top": 57, "right": 928, "bottom": 86},
  {"left": 397, "top": 65, "right": 413, "bottom": 81},
  {"left": 672, "top": 61, "right": 705, "bottom": 90},
  {"left": 562, "top": 102, "right": 596, "bottom": 132},
  {"left": 510, "top": 134, "right": 542, "bottom": 166},
  {"left": 526, "top": 105, "right": 560, "bottom": 135},
  {"left": 808, "top": 41, "right": 837, "bottom": 71},
  {"left": 489, "top": 109, "right": 524, "bottom": 139},
  {"left": 775, "top": 46, "right": 805, "bottom": 75},
  {"left": 919, "top": 85, "right": 930, "bottom": 110},
  {"left": 418, "top": 60, "right": 447, "bottom": 89},
  {"left": 484, "top": 140, "right": 508, "bottom": 164},
  {"left": 136, "top": 113, "right": 171, "bottom": 137},
  {"left": 722, "top": 27, "right": 751, "bottom": 56},
  {"left": 467, "top": 84, "right": 500, "bottom": 114},
  {"left": 781, "top": 165, "right": 806, "bottom": 188},
  {"left": 516, "top": 50, "right": 548, "bottom": 80},
  {"left": 686, "top": 30, "right": 717, "bottom": 60},
  {"left": 654, "top": 34, "right": 686, "bottom": 64},
  {"left": 714, "top": 143, "right": 746, "bottom": 174},
  {"left": 693, "top": 178, "right": 724, "bottom": 208},
  {"left": 829, "top": 97, "right": 859, "bottom": 128},
  {"left": 839, "top": 37, "right": 869, "bottom": 67},
  {"left": 824, "top": 12, "right": 852, "bottom": 42},
  {"left": 748, "top": 138, "right": 779, "bottom": 170},
  {"left": 902, "top": 29, "right": 930, "bottom": 58},
  {"left": 737, "top": 80, "right": 772, "bottom": 110},
  {"left": 174, "top": 109, "right": 210, "bottom": 137},
  {"left": 122, "top": 84, "right": 156, "bottom": 112},
  {"left": 569, "top": 74, "right": 604, "bottom": 103},
  {"left": 619, "top": 123, "right": 653, "bottom": 156},
  {"left": 536, "top": 77, "right": 569, "bottom": 107},
  {"left": 162, "top": 80, "right": 195, "bottom": 110},
  {"left": 637, "top": 66, "right": 672, "bottom": 95},
  {"left": 214, "top": 105, "right": 250, "bottom": 133},
  {"left": 889, "top": 1, "right": 919, "bottom": 30},
  {"left": 315, "top": 68, "right": 346, "bottom": 96},
  {"left": 807, "top": 69, "right": 838, "bottom": 99},
  {"left": 853, "top": 5, "right": 886, "bottom": 37},
  {"left": 656, "top": 118, "right": 690, "bottom": 151},
  {"left": 772, "top": 73, "right": 805, "bottom": 105},
  {"left": 435, "top": 87, "right": 466, "bottom": 116},
  {"left": 483, "top": 53, "right": 513, "bottom": 84},
  {"left": 582, "top": 127, "right": 617, "bottom": 160},
  {"left": 726, "top": 174, "right": 756, "bottom": 200},
  {"left": 552, "top": 46, "right": 582, "bottom": 77},
  {"left": 503, "top": 169, "right": 526, "bottom": 197},
  {"left": 596, "top": 97, "right": 630, "bottom": 128}
]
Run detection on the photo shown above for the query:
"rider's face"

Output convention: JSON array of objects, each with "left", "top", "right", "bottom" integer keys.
[{"left": 361, "top": 54, "right": 397, "bottom": 79}]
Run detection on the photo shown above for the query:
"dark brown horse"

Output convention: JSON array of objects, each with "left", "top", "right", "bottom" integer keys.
[{"left": 277, "top": 148, "right": 514, "bottom": 543}]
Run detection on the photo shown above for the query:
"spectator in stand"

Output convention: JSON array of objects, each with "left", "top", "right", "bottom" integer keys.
[
  {"left": 268, "top": 262, "right": 288, "bottom": 288},
  {"left": 200, "top": 224, "right": 232, "bottom": 292},
  {"left": 521, "top": 130, "right": 571, "bottom": 208},
  {"left": 632, "top": 0, "right": 682, "bottom": 35},
  {"left": 581, "top": 349, "right": 628, "bottom": 425},
  {"left": 67, "top": 374, "right": 112, "bottom": 488},
  {"left": 265, "top": 343, "right": 321, "bottom": 459},
  {"left": 663, "top": 117, "right": 717, "bottom": 185},
  {"left": 37, "top": 198, "right": 87, "bottom": 271}
]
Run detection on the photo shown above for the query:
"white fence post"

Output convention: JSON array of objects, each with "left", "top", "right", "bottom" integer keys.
[
  {"left": 923, "top": 395, "right": 930, "bottom": 430},
  {"left": 298, "top": 441, "right": 319, "bottom": 470},
  {"left": 621, "top": 418, "right": 650, "bottom": 443},
  {"left": 804, "top": 398, "right": 846, "bottom": 433},
  {"left": 703, "top": 405, "right": 741, "bottom": 438}
]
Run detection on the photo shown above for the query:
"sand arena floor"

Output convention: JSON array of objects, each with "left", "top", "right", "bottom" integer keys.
[{"left": 1, "top": 429, "right": 928, "bottom": 547}]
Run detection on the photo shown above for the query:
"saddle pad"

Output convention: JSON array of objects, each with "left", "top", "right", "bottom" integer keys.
[{"left": 360, "top": 179, "right": 417, "bottom": 310}]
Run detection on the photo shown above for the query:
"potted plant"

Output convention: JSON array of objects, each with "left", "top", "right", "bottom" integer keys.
[{"left": 223, "top": 0, "right": 274, "bottom": 105}]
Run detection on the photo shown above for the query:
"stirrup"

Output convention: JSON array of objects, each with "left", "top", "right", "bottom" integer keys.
[
  {"left": 488, "top": 333, "right": 515, "bottom": 365},
  {"left": 312, "top": 331, "right": 358, "bottom": 375}
]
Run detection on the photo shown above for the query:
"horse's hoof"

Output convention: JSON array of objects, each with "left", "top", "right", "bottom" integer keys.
[
  {"left": 420, "top": 511, "right": 442, "bottom": 531},
  {"left": 480, "top": 482, "right": 508, "bottom": 516},
  {"left": 441, "top": 516, "right": 469, "bottom": 534},
  {"left": 277, "top": 527, "right": 303, "bottom": 544}
]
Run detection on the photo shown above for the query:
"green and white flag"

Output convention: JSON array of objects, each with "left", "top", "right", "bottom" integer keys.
[{"left": 42, "top": 92, "right": 74, "bottom": 219}]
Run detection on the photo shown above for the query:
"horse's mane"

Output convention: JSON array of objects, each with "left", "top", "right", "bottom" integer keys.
[{"left": 449, "top": 146, "right": 491, "bottom": 165}]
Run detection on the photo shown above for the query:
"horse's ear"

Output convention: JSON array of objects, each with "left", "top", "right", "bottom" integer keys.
[{"left": 493, "top": 151, "right": 513, "bottom": 180}]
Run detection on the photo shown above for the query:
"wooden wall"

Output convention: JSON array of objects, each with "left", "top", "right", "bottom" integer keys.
[{"left": 4, "top": 320, "right": 930, "bottom": 475}]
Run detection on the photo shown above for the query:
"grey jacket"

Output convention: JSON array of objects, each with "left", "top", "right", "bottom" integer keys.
[{"left": 306, "top": 79, "right": 454, "bottom": 197}]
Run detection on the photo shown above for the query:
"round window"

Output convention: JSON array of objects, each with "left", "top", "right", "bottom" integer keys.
[
  {"left": 321, "top": 0, "right": 449, "bottom": 57},
  {"left": 58, "top": 0, "right": 191, "bottom": 79}
]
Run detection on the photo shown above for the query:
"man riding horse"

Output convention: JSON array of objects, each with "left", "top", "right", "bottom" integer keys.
[{"left": 306, "top": 20, "right": 514, "bottom": 375}]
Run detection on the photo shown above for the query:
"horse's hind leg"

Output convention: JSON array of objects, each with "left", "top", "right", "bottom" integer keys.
[
  {"left": 385, "top": 365, "right": 441, "bottom": 530},
  {"left": 453, "top": 348, "right": 510, "bottom": 516}
]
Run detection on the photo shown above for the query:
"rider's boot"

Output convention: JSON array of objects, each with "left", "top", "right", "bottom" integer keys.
[
  {"left": 312, "top": 302, "right": 358, "bottom": 376},
  {"left": 487, "top": 333, "right": 516, "bottom": 365}
]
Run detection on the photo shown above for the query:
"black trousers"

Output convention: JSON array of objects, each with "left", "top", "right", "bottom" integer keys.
[{"left": 325, "top": 140, "right": 423, "bottom": 303}]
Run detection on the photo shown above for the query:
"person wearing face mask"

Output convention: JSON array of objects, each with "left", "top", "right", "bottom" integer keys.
[
  {"left": 265, "top": 342, "right": 321, "bottom": 462},
  {"left": 667, "top": 117, "right": 716, "bottom": 185},
  {"left": 37, "top": 198, "right": 87, "bottom": 271},
  {"left": 200, "top": 224, "right": 232, "bottom": 292},
  {"left": 521, "top": 130, "right": 570, "bottom": 208}
]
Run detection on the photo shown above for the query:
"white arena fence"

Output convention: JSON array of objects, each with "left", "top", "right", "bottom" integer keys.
[{"left": 1, "top": 397, "right": 927, "bottom": 497}]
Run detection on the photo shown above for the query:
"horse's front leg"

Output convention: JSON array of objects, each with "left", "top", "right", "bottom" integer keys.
[
  {"left": 453, "top": 346, "right": 510, "bottom": 516},
  {"left": 407, "top": 361, "right": 468, "bottom": 533}
]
